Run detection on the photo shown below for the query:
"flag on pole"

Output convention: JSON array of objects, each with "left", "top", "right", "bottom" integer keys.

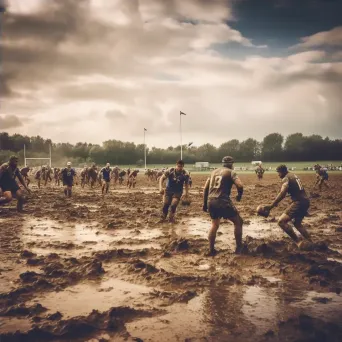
[
  {"left": 180, "top": 111, "right": 186, "bottom": 115},
  {"left": 144, "top": 128, "right": 147, "bottom": 131}
]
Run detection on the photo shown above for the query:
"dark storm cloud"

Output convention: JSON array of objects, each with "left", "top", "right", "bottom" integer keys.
[
  {"left": 0, "top": 114, "right": 23, "bottom": 128},
  {"left": 231, "top": 0, "right": 342, "bottom": 47}
]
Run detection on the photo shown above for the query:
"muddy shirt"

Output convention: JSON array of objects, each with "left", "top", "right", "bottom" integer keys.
[
  {"left": 100, "top": 167, "right": 111, "bottom": 181},
  {"left": 317, "top": 168, "right": 328, "bottom": 179},
  {"left": 119, "top": 171, "right": 126, "bottom": 177},
  {"left": 208, "top": 167, "right": 238, "bottom": 202},
  {"left": 20, "top": 167, "right": 30, "bottom": 176},
  {"left": 164, "top": 168, "right": 189, "bottom": 194},
  {"left": 282, "top": 173, "right": 308, "bottom": 202},
  {"left": 255, "top": 167, "right": 264, "bottom": 175},
  {"left": 0, "top": 163, "right": 20, "bottom": 181},
  {"left": 130, "top": 170, "right": 139, "bottom": 178},
  {"left": 61, "top": 168, "right": 76, "bottom": 181}
]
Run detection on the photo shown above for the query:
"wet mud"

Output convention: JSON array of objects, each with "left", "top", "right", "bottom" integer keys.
[{"left": 1, "top": 173, "right": 342, "bottom": 341}]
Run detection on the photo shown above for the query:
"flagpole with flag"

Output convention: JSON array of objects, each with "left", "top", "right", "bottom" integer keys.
[
  {"left": 180, "top": 111, "right": 186, "bottom": 160},
  {"left": 144, "top": 128, "right": 147, "bottom": 169}
]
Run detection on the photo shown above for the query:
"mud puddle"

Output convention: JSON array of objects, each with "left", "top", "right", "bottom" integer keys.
[
  {"left": 21, "top": 219, "right": 163, "bottom": 255},
  {"left": 290, "top": 290, "right": 342, "bottom": 323},
  {"left": 29, "top": 278, "right": 153, "bottom": 319},
  {"left": 175, "top": 217, "right": 283, "bottom": 250},
  {"left": 127, "top": 284, "right": 280, "bottom": 341}
]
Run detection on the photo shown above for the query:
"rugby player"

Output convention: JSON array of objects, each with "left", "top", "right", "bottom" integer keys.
[
  {"left": 0, "top": 156, "right": 31, "bottom": 212},
  {"left": 255, "top": 164, "right": 265, "bottom": 180},
  {"left": 127, "top": 169, "right": 139, "bottom": 189},
  {"left": 100, "top": 163, "right": 112, "bottom": 194},
  {"left": 203, "top": 156, "right": 244, "bottom": 255},
  {"left": 61, "top": 162, "right": 77, "bottom": 197},
  {"left": 261, "top": 165, "right": 312, "bottom": 246},
  {"left": 20, "top": 166, "right": 31, "bottom": 186},
  {"left": 159, "top": 160, "right": 189, "bottom": 223}
]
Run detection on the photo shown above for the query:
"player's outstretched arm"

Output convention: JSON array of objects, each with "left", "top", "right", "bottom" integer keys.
[
  {"left": 269, "top": 181, "right": 288, "bottom": 209},
  {"left": 234, "top": 177, "right": 243, "bottom": 202}
]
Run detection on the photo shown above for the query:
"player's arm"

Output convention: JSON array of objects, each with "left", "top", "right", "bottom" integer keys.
[
  {"left": 0, "top": 164, "right": 8, "bottom": 181},
  {"left": 203, "top": 178, "right": 210, "bottom": 211},
  {"left": 233, "top": 173, "right": 243, "bottom": 202},
  {"left": 17, "top": 170, "right": 30, "bottom": 192},
  {"left": 270, "top": 180, "right": 288, "bottom": 209},
  {"left": 159, "top": 174, "right": 167, "bottom": 193},
  {"left": 183, "top": 172, "right": 190, "bottom": 196}
]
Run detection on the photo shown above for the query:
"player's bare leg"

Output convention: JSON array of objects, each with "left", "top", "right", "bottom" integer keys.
[
  {"left": 208, "top": 218, "right": 220, "bottom": 256},
  {"left": 168, "top": 197, "right": 180, "bottom": 223},
  {"left": 161, "top": 195, "right": 172, "bottom": 221},
  {"left": 0, "top": 191, "right": 12, "bottom": 206},
  {"left": 278, "top": 214, "right": 300, "bottom": 244},
  {"left": 16, "top": 189, "right": 26, "bottom": 212},
  {"left": 229, "top": 214, "right": 243, "bottom": 253},
  {"left": 293, "top": 219, "right": 312, "bottom": 242}
]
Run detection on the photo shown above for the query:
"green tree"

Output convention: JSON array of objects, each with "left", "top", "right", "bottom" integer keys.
[{"left": 262, "top": 133, "right": 284, "bottom": 161}]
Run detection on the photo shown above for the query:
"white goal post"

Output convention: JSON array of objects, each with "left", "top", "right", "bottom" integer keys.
[{"left": 24, "top": 144, "right": 52, "bottom": 168}]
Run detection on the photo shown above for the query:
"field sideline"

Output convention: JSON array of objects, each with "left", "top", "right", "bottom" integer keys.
[{"left": 112, "top": 161, "right": 342, "bottom": 174}]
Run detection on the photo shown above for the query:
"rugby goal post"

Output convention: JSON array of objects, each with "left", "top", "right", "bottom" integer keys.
[{"left": 24, "top": 144, "right": 52, "bottom": 167}]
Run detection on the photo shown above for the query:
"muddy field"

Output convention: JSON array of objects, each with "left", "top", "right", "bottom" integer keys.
[{"left": 1, "top": 173, "right": 342, "bottom": 342}]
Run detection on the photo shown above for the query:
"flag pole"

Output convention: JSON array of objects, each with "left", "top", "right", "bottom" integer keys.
[
  {"left": 180, "top": 112, "right": 182, "bottom": 160},
  {"left": 144, "top": 129, "right": 147, "bottom": 169}
]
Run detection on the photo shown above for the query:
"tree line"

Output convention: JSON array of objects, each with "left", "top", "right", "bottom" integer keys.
[{"left": 0, "top": 132, "right": 341, "bottom": 166}]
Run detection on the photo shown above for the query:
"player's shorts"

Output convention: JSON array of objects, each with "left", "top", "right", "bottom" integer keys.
[
  {"left": 285, "top": 199, "right": 310, "bottom": 222},
  {"left": 164, "top": 191, "right": 182, "bottom": 205},
  {"left": 63, "top": 179, "right": 73, "bottom": 187},
  {"left": 0, "top": 175, "right": 20, "bottom": 195},
  {"left": 208, "top": 198, "right": 238, "bottom": 220}
]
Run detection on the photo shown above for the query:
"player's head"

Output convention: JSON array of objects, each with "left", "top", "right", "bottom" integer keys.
[
  {"left": 106, "top": 163, "right": 110, "bottom": 168},
  {"left": 67, "top": 162, "right": 71, "bottom": 169},
  {"left": 9, "top": 155, "right": 18, "bottom": 167},
  {"left": 176, "top": 160, "right": 184, "bottom": 171},
  {"left": 222, "top": 156, "right": 234, "bottom": 169},
  {"left": 276, "top": 164, "right": 288, "bottom": 178}
]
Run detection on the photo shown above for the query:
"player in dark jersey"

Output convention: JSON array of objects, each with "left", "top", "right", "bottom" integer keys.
[
  {"left": 53, "top": 168, "right": 61, "bottom": 186},
  {"left": 0, "top": 156, "right": 31, "bottom": 212},
  {"left": 314, "top": 165, "right": 329, "bottom": 191},
  {"left": 255, "top": 164, "right": 265, "bottom": 180},
  {"left": 100, "top": 163, "right": 112, "bottom": 195},
  {"left": 118, "top": 170, "right": 126, "bottom": 185},
  {"left": 35, "top": 168, "right": 42, "bottom": 188},
  {"left": 61, "top": 162, "right": 77, "bottom": 197},
  {"left": 264, "top": 165, "right": 311, "bottom": 247},
  {"left": 127, "top": 169, "right": 139, "bottom": 189},
  {"left": 203, "top": 156, "right": 244, "bottom": 255},
  {"left": 188, "top": 172, "right": 193, "bottom": 188},
  {"left": 44, "top": 166, "right": 53, "bottom": 186},
  {"left": 159, "top": 160, "right": 190, "bottom": 223},
  {"left": 80, "top": 165, "right": 88, "bottom": 188},
  {"left": 88, "top": 164, "right": 98, "bottom": 188},
  {"left": 112, "top": 166, "right": 120, "bottom": 184},
  {"left": 20, "top": 166, "right": 31, "bottom": 186}
]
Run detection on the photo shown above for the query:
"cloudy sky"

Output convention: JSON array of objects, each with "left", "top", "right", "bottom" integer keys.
[{"left": 1, "top": 0, "right": 342, "bottom": 147}]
